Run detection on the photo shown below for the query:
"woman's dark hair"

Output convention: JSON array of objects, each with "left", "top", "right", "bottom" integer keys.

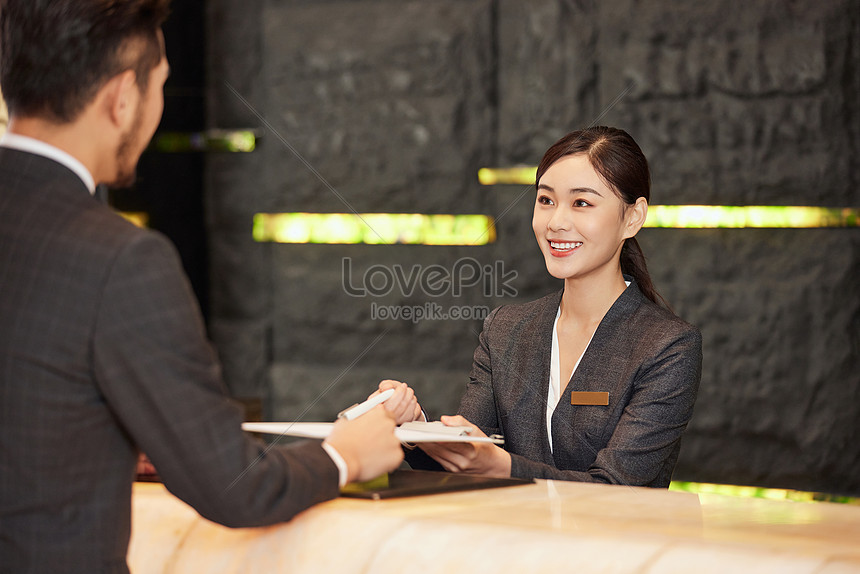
[
  {"left": 0, "top": 0, "right": 171, "bottom": 123},
  {"left": 535, "top": 126, "right": 667, "bottom": 307}
]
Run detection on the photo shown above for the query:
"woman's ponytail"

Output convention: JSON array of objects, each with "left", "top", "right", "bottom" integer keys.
[{"left": 620, "top": 237, "right": 669, "bottom": 309}]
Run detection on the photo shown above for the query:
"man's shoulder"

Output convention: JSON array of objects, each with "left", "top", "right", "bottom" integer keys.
[
  {"left": 0, "top": 145, "right": 84, "bottom": 188},
  {"left": 0, "top": 153, "right": 167, "bottom": 267},
  {"left": 72, "top": 207, "right": 175, "bottom": 271}
]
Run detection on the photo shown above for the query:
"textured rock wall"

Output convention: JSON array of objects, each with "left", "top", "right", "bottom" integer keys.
[{"left": 207, "top": 0, "right": 860, "bottom": 494}]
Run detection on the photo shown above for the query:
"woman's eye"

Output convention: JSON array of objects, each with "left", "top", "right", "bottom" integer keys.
[
  {"left": 537, "top": 195, "right": 554, "bottom": 206},
  {"left": 573, "top": 199, "right": 590, "bottom": 207}
]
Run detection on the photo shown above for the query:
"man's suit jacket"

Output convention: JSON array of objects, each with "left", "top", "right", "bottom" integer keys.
[
  {"left": 0, "top": 148, "right": 339, "bottom": 573},
  {"left": 456, "top": 281, "right": 702, "bottom": 487}
]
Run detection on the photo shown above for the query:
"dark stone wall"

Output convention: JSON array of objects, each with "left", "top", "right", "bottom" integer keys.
[{"left": 207, "top": 0, "right": 860, "bottom": 494}]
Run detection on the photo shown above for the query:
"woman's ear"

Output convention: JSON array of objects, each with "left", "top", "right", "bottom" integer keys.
[{"left": 623, "top": 197, "right": 648, "bottom": 239}]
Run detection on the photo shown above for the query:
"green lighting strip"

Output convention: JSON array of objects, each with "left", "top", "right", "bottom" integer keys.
[
  {"left": 669, "top": 481, "right": 859, "bottom": 505},
  {"left": 148, "top": 129, "right": 259, "bottom": 153},
  {"left": 478, "top": 166, "right": 536, "bottom": 186},
  {"left": 253, "top": 213, "right": 496, "bottom": 245},
  {"left": 479, "top": 167, "right": 859, "bottom": 228},
  {"left": 646, "top": 205, "right": 859, "bottom": 228}
]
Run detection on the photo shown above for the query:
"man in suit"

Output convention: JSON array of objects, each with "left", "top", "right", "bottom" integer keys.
[{"left": 0, "top": 1, "right": 406, "bottom": 572}]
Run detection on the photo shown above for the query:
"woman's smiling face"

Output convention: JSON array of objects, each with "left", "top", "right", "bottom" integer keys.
[{"left": 532, "top": 153, "right": 635, "bottom": 282}]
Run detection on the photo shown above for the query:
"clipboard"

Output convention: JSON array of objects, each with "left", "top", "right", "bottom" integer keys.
[{"left": 241, "top": 422, "right": 505, "bottom": 444}]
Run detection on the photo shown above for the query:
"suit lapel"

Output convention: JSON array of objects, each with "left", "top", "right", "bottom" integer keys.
[{"left": 522, "top": 290, "right": 562, "bottom": 465}]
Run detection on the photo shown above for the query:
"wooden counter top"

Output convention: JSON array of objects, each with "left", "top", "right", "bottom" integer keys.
[{"left": 129, "top": 478, "right": 860, "bottom": 573}]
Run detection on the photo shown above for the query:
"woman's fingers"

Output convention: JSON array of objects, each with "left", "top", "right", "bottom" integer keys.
[
  {"left": 420, "top": 441, "right": 477, "bottom": 472},
  {"left": 439, "top": 415, "right": 487, "bottom": 437},
  {"left": 376, "top": 380, "right": 421, "bottom": 425}
]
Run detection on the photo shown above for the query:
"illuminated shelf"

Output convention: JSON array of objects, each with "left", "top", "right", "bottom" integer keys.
[
  {"left": 478, "top": 166, "right": 537, "bottom": 186},
  {"left": 669, "top": 481, "right": 859, "bottom": 505},
  {"left": 148, "top": 129, "right": 259, "bottom": 153},
  {"left": 645, "top": 205, "right": 859, "bottom": 229},
  {"left": 253, "top": 213, "right": 496, "bottom": 245}
]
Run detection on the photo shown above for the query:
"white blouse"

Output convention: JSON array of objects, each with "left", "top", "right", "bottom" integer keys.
[{"left": 546, "top": 307, "right": 592, "bottom": 453}]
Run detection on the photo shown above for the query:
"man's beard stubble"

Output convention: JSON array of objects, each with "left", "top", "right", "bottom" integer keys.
[{"left": 109, "top": 108, "right": 145, "bottom": 189}]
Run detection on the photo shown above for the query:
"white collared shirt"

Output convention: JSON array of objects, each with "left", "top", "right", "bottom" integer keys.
[
  {"left": 0, "top": 132, "right": 96, "bottom": 195},
  {"left": 546, "top": 307, "right": 592, "bottom": 453}
]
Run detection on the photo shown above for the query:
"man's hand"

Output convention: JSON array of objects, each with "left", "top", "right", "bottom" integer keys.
[
  {"left": 325, "top": 406, "right": 403, "bottom": 483},
  {"left": 372, "top": 379, "right": 423, "bottom": 425},
  {"left": 418, "top": 415, "right": 511, "bottom": 478}
]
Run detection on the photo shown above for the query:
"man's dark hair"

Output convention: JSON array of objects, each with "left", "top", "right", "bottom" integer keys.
[{"left": 0, "top": 0, "right": 170, "bottom": 123}]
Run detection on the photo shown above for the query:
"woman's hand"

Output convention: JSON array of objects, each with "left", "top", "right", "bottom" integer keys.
[
  {"left": 370, "top": 379, "right": 423, "bottom": 425},
  {"left": 419, "top": 415, "right": 512, "bottom": 478}
]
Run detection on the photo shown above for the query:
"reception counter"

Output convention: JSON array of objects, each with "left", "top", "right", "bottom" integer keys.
[{"left": 129, "top": 478, "right": 860, "bottom": 573}]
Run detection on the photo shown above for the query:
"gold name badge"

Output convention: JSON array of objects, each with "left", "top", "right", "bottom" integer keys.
[{"left": 571, "top": 391, "right": 609, "bottom": 406}]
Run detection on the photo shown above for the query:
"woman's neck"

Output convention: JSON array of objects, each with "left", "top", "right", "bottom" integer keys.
[{"left": 559, "top": 266, "right": 628, "bottom": 327}]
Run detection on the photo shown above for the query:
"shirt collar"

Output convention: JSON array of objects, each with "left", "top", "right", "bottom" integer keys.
[{"left": 0, "top": 132, "right": 97, "bottom": 195}]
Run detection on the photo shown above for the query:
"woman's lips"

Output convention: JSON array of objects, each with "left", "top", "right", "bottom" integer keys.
[{"left": 548, "top": 240, "right": 582, "bottom": 257}]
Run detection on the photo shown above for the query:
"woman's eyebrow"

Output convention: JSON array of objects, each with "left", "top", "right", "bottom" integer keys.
[
  {"left": 538, "top": 183, "right": 602, "bottom": 197},
  {"left": 569, "top": 186, "right": 602, "bottom": 197}
]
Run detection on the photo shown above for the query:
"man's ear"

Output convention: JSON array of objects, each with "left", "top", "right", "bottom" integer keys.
[
  {"left": 623, "top": 196, "right": 648, "bottom": 239},
  {"left": 99, "top": 69, "right": 139, "bottom": 129}
]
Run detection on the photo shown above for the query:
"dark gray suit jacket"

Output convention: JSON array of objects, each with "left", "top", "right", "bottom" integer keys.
[
  {"left": 0, "top": 148, "right": 339, "bottom": 573},
  {"left": 458, "top": 281, "right": 702, "bottom": 487}
]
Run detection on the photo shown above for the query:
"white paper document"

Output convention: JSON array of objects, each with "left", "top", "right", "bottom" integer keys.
[{"left": 241, "top": 421, "right": 504, "bottom": 444}]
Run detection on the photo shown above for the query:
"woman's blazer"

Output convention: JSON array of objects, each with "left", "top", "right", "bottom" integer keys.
[{"left": 460, "top": 280, "right": 702, "bottom": 487}]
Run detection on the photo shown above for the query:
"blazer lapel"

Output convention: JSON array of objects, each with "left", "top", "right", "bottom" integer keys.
[{"left": 525, "top": 290, "right": 562, "bottom": 465}]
